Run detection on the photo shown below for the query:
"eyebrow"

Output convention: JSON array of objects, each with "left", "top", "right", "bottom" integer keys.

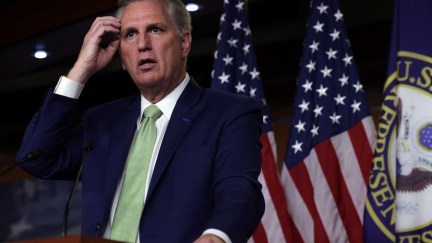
[{"left": 120, "top": 22, "right": 166, "bottom": 33}]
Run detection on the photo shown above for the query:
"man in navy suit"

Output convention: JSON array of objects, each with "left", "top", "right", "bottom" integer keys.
[{"left": 17, "top": 0, "right": 264, "bottom": 242}]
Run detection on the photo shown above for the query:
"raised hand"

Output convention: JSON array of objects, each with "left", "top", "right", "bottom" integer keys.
[{"left": 68, "top": 16, "right": 121, "bottom": 84}]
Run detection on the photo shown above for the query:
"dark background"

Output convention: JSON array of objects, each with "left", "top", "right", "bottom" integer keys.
[{"left": 0, "top": 0, "right": 393, "bottom": 174}]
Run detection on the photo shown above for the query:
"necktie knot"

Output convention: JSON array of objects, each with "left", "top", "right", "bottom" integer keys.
[{"left": 144, "top": 104, "right": 162, "bottom": 121}]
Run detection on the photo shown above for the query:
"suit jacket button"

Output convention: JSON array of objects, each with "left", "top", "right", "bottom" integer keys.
[{"left": 94, "top": 223, "right": 101, "bottom": 231}]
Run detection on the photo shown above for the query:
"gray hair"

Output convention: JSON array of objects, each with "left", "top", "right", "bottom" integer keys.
[{"left": 115, "top": 0, "right": 192, "bottom": 36}]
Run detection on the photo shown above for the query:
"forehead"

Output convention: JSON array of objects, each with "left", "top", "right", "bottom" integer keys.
[{"left": 121, "top": 1, "right": 171, "bottom": 25}]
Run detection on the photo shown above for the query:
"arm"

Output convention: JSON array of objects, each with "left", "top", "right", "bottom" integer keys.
[
  {"left": 16, "top": 16, "right": 121, "bottom": 178},
  {"left": 203, "top": 97, "right": 265, "bottom": 242},
  {"left": 17, "top": 89, "right": 83, "bottom": 179}
]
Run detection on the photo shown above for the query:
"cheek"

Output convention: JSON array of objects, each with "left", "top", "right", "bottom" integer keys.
[
  {"left": 119, "top": 48, "right": 133, "bottom": 69},
  {"left": 165, "top": 44, "right": 183, "bottom": 63}
]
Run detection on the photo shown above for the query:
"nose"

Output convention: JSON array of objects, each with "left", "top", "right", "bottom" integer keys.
[{"left": 138, "top": 33, "right": 151, "bottom": 51}]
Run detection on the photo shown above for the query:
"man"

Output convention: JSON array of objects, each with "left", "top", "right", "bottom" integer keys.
[{"left": 16, "top": 0, "right": 265, "bottom": 242}]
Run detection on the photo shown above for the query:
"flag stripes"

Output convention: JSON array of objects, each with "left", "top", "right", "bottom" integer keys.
[
  {"left": 282, "top": 116, "right": 375, "bottom": 243},
  {"left": 259, "top": 133, "right": 291, "bottom": 242}
]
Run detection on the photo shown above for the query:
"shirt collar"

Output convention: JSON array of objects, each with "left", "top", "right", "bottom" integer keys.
[{"left": 140, "top": 73, "right": 190, "bottom": 120}]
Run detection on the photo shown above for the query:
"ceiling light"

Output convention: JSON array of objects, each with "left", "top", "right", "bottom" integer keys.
[
  {"left": 185, "top": 2, "right": 201, "bottom": 12},
  {"left": 34, "top": 43, "right": 48, "bottom": 59},
  {"left": 34, "top": 50, "right": 48, "bottom": 59}
]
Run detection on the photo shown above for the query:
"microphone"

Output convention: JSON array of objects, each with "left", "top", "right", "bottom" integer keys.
[
  {"left": 0, "top": 148, "right": 43, "bottom": 177},
  {"left": 63, "top": 140, "right": 93, "bottom": 236}
]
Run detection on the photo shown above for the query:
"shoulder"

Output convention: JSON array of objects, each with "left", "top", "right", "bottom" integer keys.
[
  {"left": 203, "top": 88, "right": 261, "bottom": 109},
  {"left": 84, "top": 95, "right": 139, "bottom": 118},
  {"left": 180, "top": 77, "right": 261, "bottom": 112}
]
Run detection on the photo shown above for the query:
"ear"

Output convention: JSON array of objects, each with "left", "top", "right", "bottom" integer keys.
[
  {"left": 118, "top": 42, "right": 126, "bottom": 70},
  {"left": 119, "top": 52, "right": 126, "bottom": 70},
  {"left": 181, "top": 32, "right": 192, "bottom": 58}
]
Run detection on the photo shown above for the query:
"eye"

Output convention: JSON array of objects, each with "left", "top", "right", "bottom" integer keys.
[
  {"left": 126, "top": 30, "right": 138, "bottom": 38},
  {"left": 150, "top": 27, "right": 162, "bottom": 33}
]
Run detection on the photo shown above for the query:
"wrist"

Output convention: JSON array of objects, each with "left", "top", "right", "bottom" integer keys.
[{"left": 67, "top": 65, "right": 92, "bottom": 85}]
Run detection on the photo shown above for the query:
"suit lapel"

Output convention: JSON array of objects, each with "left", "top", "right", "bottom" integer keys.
[
  {"left": 103, "top": 96, "right": 141, "bottom": 218},
  {"left": 146, "top": 79, "right": 203, "bottom": 202}
]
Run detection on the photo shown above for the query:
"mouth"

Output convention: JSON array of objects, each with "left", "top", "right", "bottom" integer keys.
[{"left": 138, "top": 58, "right": 156, "bottom": 69}]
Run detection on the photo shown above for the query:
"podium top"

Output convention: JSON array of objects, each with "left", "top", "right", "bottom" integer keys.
[{"left": 13, "top": 235, "right": 122, "bottom": 243}]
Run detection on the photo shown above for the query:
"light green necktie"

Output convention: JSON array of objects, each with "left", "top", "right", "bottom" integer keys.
[{"left": 110, "top": 104, "right": 162, "bottom": 243}]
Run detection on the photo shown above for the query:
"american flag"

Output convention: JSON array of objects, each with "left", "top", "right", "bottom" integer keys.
[
  {"left": 210, "top": 0, "right": 294, "bottom": 242},
  {"left": 280, "top": 0, "right": 376, "bottom": 242}
]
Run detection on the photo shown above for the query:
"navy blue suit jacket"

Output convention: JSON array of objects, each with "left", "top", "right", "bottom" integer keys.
[{"left": 17, "top": 79, "right": 265, "bottom": 242}]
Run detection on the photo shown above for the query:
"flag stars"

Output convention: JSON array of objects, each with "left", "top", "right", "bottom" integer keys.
[
  {"left": 239, "top": 63, "right": 248, "bottom": 74},
  {"left": 329, "top": 29, "right": 340, "bottom": 41},
  {"left": 227, "top": 37, "right": 238, "bottom": 48},
  {"left": 343, "top": 53, "right": 353, "bottom": 66},
  {"left": 299, "top": 100, "right": 310, "bottom": 113},
  {"left": 232, "top": 19, "right": 242, "bottom": 30},
  {"left": 351, "top": 100, "right": 361, "bottom": 113},
  {"left": 250, "top": 87, "right": 257, "bottom": 97},
  {"left": 334, "top": 10, "right": 343, "bottom": 21},
  {"left": 313, "top": 105, "right": 323, "bottom": 117},
  {"left": 338, "top": 74, "right": 349, "bottom": 86},
  {"left": 317, "top": 3, "right": 329, "bottom": 14},
  {"left": 306, "top": 60, "right": 316, "bottom": 72},
  {"left": 222, "top": 54, "right": 234, "bottom": 65},
  {"left": 334, "top": 94, "right": 346, "bottom": 105},
  {"left": 295, "top": 120, "right": 306, "bottom": 133},
  {"left": 353, "top": 81, "right": 364, "bottom": 92},
  {"left": 220, "top": 13, "right": 226, "bottom": 23},
  {"left": 311, "top": 125, "right": 319, "bottom": 137},
  {"left": 243, "top": 27, "right": 251, "bottom": 36},
  {"left": 313, "top": 21, "right": 324, "bottom": 33},
  {"left": 309, "top": 41, "right": 319, "bottom": 53},
  {"left": 235, "top": 1, "right": 244, "bottom": 11},
  {"left": 249, "top": 68, "right": 260, "bottom": 80},
  {"left": 292, "top": 140, "right": 303, "bottom": 154},
  {"left": 235, "top": 82, "right": 246, "bottom": 93},
  {"left": 316, "top": 84, "right": 328, "bottom": 97},
  {"left": 213, "top": 50, "right": 219, "bottom": 59},
  {"left": 321, "top": 66, "right": 332, "bottom": 78},
  {"left": 263, "top": 115, "right": 268, "bottom": 124},
  {"left": 243, "top": 44, "right": 250, "bottom": 54},
  {"left": 217, "top": 32, "right": 222, "bottom": 42},
  {"left": 218, "top": 72, "right": 230, "bottom": 84},
  {"left": 302, "top": 80, "right": 313, "bottom": 92},
  {"left": 345, "top": 38, "right": 352, "bottom": 47},
  {"left": 329, "top": 112, "right": 342, "bottom": 124},
  {"left": 326, "top": 48, "right": 338, "bottom": 60}
]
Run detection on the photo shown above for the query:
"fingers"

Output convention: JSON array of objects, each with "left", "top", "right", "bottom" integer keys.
[
  {"left": 70, "top": 16, "right": 121, "bottom": 83},
  {"left": 89, "top": 17, "right": 121, "bottom": 38},
  {"left": 92, "top": 16, "right": 121, "bottom": 30},
  {"left": 82, "top": 16, "right": 121, "bottom": 53}
]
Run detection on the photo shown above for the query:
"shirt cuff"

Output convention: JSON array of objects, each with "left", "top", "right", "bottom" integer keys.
[
  {"left": 54, "top": 75, "right": 84, "bottom": 99},
  {"left": 202, "top": 229, "right": 231, "bottom": 243}
]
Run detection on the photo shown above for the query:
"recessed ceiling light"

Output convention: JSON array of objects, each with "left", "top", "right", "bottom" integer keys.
[
  {"left": 34, "top": 43, "right": 48, "bottom": 59},
  {"left": 34, "top": 50, "right": 48, "bottom": 59},
  {"left": 185, "top": 2, "right": 201, "bottom": 12}
]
